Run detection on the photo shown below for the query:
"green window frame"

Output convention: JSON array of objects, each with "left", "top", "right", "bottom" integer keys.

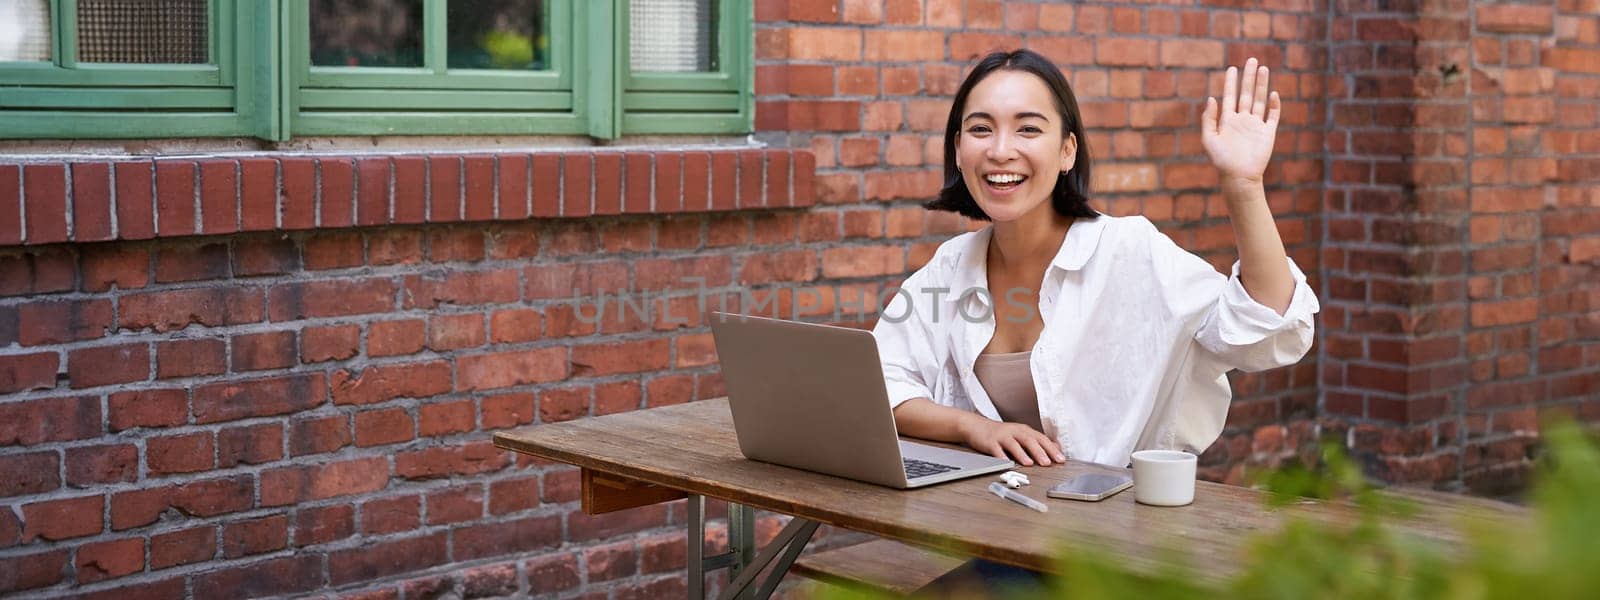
[
  {"left": 0, "top": 0, "right": 276, "bottom": 139},
  {"left": 616, "top": 0, "right": 751, "bottom": 136},
  {"left": 0, "top": 0, "right": 751, "bottom": 141},
  {"left": 290, "top": 0, "right": 585, "bottom": 137}
]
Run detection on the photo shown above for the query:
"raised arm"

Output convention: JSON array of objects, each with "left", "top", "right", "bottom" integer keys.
[{"left": 1200, "top": 57, "right": 1294, "bottom": 315}]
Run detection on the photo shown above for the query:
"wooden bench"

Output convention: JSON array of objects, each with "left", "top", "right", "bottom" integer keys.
[{"left": 792, "top": 539, "right": 967, "bottom": 596}]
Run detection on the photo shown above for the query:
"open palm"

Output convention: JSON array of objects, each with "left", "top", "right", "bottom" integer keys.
[{"left": 1201, "top": 58, "right": 1280, "bottom": 183}]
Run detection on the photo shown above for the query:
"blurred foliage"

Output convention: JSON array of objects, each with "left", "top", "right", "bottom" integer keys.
[{"left": 813, "top": 421, "right": 1600, "bottom": 599}]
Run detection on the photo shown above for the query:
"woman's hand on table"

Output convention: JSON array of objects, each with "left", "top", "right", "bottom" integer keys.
[{"left": 959, "top": 417, "right": 1064, "bottom": 467}]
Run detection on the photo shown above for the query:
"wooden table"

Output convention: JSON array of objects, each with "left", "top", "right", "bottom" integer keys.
[{"left": 494, "top": 399, "right": 1523, "bottom": 599}]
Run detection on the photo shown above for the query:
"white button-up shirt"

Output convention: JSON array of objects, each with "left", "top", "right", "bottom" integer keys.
[{"left": 872, "top": 214, "right": 1320, "bottom": 467}]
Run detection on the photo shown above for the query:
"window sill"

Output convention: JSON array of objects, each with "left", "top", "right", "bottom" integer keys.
[{"left": 0, "top": 146, "right": 816, "bottom": 248}]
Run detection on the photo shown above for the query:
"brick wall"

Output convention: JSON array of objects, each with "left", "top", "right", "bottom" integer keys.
[
  {"left": 0, "top": 1, "right": 1595, "bottom": 598},
  {"left": 1320, "top": 0, "right": 1600, "bottom": 497},
  {"left": 0, "top": 147, "right": 849, "bottom": 598}
]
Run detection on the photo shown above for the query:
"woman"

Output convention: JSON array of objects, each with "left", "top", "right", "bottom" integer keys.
[
  {"left": 875, "top": 49, "right": 1319, "bottom": 471},
  {"left": 874, "top": 46, "right": 1320, "bottom": 597}
]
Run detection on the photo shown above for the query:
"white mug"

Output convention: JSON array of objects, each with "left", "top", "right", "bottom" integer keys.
[{"left": 1131, "top": 450, "right": 1197, "bottom": 506}]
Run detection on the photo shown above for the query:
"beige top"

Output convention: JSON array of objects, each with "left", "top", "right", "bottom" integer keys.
[{"left": 972, "top": 351, "right": 1042, "bottom": 432}]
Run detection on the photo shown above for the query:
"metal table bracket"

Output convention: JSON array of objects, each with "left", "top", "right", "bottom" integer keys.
[{"left": 687, "top": 494, "right": 819, "bottom": 600}]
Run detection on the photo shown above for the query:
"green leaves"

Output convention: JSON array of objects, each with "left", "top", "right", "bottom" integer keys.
[{"left": 812, "top": 421, "right": 1599, "bottom": 600}]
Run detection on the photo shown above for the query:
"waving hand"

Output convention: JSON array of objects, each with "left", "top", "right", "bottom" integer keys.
[{"left": 1201, "top": 57, "right": 1280, "bottom": 184}]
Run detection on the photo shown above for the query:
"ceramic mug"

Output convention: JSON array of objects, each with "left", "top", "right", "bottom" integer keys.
[{"left": 1131, "top": 450, "right": 1197, "bottom": 506}]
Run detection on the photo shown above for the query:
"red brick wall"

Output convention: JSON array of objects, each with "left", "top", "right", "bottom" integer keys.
[
  {"left": 1320, "top": 0, "right": 1599, "bottom": 496},
  {"left": 0, "top": 148, "right": 840, "bottom": 598},
  {"left": 1456, "top": 0, "right": 1600, "bottom": 494},
  {"left": 0, "top": 1, "right": 1595, "bottom": 598}
]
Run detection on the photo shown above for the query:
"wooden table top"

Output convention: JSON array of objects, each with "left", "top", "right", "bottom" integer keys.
[{"left": 494, "top": 398, "right": 1525, "bottom": 583}]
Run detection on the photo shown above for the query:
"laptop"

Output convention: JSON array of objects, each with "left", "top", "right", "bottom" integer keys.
[{"left": 708, "top": 312, "right": 1014, "bottom": 489}]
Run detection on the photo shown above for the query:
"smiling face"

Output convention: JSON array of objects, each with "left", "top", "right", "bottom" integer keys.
[{"left": 954, "top": 70, "right": 1078, "bottom": 224}]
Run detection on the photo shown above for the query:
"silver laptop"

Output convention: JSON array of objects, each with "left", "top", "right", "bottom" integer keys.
[{"left": 708, "top": 312, "right": 1014, "bottom": 489}]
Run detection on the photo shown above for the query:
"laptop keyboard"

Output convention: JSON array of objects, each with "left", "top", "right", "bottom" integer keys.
[{"left": 903, "top": 458, "right": 961, "bottom": 480}]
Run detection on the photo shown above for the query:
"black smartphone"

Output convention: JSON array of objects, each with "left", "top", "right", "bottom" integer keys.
[{"left": 1045, "top": 473, "right": 1134, "bottom": 501}]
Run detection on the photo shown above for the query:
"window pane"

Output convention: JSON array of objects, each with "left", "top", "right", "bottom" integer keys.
[
  {"left": 630, "top": 0, "right": 718, "bottom": 73},
  {"left": 447, "top": 0, "right": 547, "bottom": 70},
  {"left": 78, "top": 0, "right": 208, "bottom": 64},
  {"left": 0, "top": 0, "right": 52, "bottom": 62},
  {"left": 309, "top": 0, "right": 424, "bottom": 68}
]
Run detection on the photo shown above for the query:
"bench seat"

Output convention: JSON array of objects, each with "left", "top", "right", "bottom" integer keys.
[{"left": 792, "top": 539, "right": 967, "bottom": 596}]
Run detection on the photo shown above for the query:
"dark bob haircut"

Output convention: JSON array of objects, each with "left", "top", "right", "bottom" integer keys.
[{"left": 925, "top": 49, "right": 1098, "bottom": 221}]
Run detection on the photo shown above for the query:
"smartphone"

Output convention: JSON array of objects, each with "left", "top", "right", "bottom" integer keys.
[{"left": 1046, "top": 473, "right": 1134, "bottom": 501}]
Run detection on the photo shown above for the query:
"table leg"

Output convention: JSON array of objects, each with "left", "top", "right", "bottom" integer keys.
[
  {"left": 727, "top": 503, "right": 756, "bottom": 598},
  {"left": 684, "top": 495, "right": 819, "bottom": 600},
  {"left": 717, "top": 516, "right": 819, "bottom": 600},
  {"left": 688, "top": 495, "right": 705, "bottom": 599}
]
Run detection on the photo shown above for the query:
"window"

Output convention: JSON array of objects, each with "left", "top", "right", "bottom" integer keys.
[
  {"left": 292, "top": 0, "right": 582, "bottom": 136},
  {"left": 0, "top": 0, "right": 751, "bottom": 140},
  {"left": 621, "top": 0, "right": 749, "bottom": 135},
  {"left": 0, "top": 0, "right": 275, "bottom": 138}
]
